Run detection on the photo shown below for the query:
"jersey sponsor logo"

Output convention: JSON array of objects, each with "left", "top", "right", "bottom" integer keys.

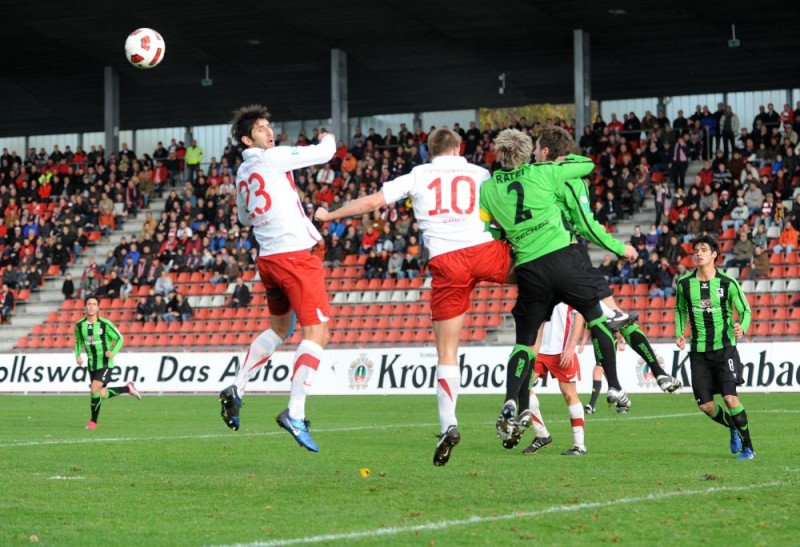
[
  {"left": 693, "top": 298, "right": 720, "bottom": 314},
  {"left": 509, "top": 219, "right": 551, "bottom": 243}
]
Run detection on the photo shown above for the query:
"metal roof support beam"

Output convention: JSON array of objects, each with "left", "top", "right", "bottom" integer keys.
[
  {"left": 573, "top": 29, "right": 591, "bottom": 142},
  {"left": 331, "top": 49, "right": 349, "bottom": 143},
  {"left": 103, "top": 66, "right": 120, "bottom": 158}
]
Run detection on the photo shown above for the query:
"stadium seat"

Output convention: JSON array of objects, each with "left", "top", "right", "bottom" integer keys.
[
  {"left": 753, "top": 294, "right": 771, "bottom": 308},
  {"left": 753, "top": 323, "right": 771, "bottom": 337},
  {"left": 617, "top": 284, "right": 634, "bottom": 297},
  {"left": 787, "top": 322, "right": 800, "bottom": 336},
  {"left": 724, "top": 267, "right": 740, "bottom": 278},
  {"left": 772, "top": 293, "right": 790, "bottom": 307},
  {"left": 770, "top": 280, "right": 786, "bottom": 293},
  {"left": 754, "top": 308, "right": 771, "bottom": 322},
  {"left": 785, "top": 253, "right": 799, "bottom": 265}
]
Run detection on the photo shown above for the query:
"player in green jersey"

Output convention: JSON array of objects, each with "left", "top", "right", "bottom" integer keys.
[
  {"left": 549, "top": 146, "right": 683, "bottom": 406},
  {"left": 479, "top": 127, "right": 629, "bottom": 441},
  {"left": 74, "top": 295, "right": 141, "bottom": 430},
  {"left": 674, "top": 235, "right": 754, "bottom": 460}
]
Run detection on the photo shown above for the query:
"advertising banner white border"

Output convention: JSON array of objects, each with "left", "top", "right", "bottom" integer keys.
[{"left": 2, "top": 343, "right": 800, "bottom": 394}]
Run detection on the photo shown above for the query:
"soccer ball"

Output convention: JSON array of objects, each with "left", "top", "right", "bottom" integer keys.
[{"left": 124, "top": 28, "right": 166, "bottom": 69}]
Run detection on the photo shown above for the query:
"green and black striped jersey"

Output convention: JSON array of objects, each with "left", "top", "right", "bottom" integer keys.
[
  {"left": 674, "top": 269, "right": 751, "bottom": 353},
  {"left": 74, "top": 316, "right": 124, "bottom": 370}
]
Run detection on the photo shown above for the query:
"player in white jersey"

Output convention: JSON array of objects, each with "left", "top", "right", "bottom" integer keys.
[
  {"left": 515, "top": 303, "right": 589, "bottom": 456},
  {"left": 218, "top": 104, "right": 335, "bottom": 452},
  {"left": 315, "top": 128, "right": 513, "bottom": 466}
]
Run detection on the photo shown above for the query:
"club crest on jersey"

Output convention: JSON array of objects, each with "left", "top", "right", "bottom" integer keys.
[{"left": 717, "top": 287, "right": 725, "bottom": 298}]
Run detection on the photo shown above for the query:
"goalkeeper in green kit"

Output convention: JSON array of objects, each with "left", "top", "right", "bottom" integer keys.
[
  {"left": 479, "top": 127, "right": 631, "bottom": 442},
  {"left": 74, "top": 295, "right": 141, "bottom": 430}
]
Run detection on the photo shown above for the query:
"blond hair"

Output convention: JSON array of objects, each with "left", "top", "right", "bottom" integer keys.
[{"left": 494, "top": 129, "right": 533, "bottom": 170}]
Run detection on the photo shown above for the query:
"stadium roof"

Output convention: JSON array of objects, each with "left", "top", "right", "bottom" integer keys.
[{"left": 1, "top": 0, "right": 797, "bottom": 137}]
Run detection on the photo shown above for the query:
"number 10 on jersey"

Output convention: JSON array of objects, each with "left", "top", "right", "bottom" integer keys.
[{"left": 426, "top": 176, "right": 476, "bottom": 216}]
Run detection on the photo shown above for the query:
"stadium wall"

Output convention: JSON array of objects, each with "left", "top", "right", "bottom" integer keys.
[{"left": 2, "top": 343, "right": 799, "bottom": 394}]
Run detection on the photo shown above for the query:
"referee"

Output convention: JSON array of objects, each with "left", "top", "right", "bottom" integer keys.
[
  {"left": 674, "top": 235, "right": 754, "bottom": 460},
  {"left": 74, "top": 295, "right": 141, "bottom": 430}
]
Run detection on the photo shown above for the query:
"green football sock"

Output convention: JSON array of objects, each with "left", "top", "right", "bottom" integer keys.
[
  {"left": 709, "top": 402, "right": 732, "bottom": 428},
  {"left": 90, "top": 393, "right": 102, "bottom": 422},
  {"left": 730, "top": 403, "right": 753, "bottom": 450},
  {"left": 620, "top": 323, "right": 668, "bottom": 377}
]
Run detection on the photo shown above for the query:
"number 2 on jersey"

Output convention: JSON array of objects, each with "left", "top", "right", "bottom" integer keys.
[
  {"left": 239, "top": 172, "right": 272, "bottom": 215},
  {"left": 508, "top": 181, "right": 532, "bottom": 224},
  {"left": 427, "top": 176, "right": 476, "bottom": 215}
]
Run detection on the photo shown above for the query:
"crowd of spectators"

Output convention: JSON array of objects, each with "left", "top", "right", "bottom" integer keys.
[
  {"left": 2, "top": 99, "right": 800, "bottom": 325},
  {"left": 586, "top": 101, "right": 800, "bottom": 295}
]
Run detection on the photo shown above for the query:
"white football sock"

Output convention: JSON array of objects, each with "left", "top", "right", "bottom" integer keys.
[
  {"left": 528, "top": 392, "right": 550, "bottom": 438},
  {"left": 436, "top": 364, "right": 460, "bottom": 434},
  {"left": 288, "top": 339, "right": 323, "bottom": 420},
  {"left": 235, "top": 329, "right": 282, "bottom": 397},
  {"left": 568, "top": 403, "right": 586, "bottom": 450}
]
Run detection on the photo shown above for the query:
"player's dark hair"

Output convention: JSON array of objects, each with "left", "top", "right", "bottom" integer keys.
[
  {"left": 84, "top": 295, "right": 99, "bottom": 305},
  {"left": 230, "top": 104, "right": 271, "bottom": 145},
  {"left": 428, "top": 128, "right": 461, "bottom": 157},
  {"left": 538, "top": 126, "right": 574, "bottom": 160},
  {"left": 691, "top": 234, "right": 719, "bottom": 256}
]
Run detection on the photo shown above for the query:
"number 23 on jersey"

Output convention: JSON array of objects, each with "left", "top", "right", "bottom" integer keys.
[{"left": 239, "top": 172, "right": 272, "bottom": 215}]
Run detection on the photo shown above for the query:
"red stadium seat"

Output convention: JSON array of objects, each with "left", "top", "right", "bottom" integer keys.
[
  {"left": 660, "top": 324, "right": 675, "bottom": 338},
  {"left": 773, "top": 293, "right": 790, "bottom": 307},
  {"left": 753, "top": 323, "right": 771, "bottom": 337}
]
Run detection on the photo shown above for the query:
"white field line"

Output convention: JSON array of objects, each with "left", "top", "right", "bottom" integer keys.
[
  {"left": 218, "top": 481, "right": 784, "bottom": 547},
  {"left": 2, "top": 409, "right": 797, "bottom": 449}
]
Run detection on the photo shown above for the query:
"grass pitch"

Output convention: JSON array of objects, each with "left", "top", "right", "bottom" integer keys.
[{"left": 1, "top": 392, "right": 798, "bottom": 546}]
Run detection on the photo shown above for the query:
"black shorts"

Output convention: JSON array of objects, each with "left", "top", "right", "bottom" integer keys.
[
  {"left": 513, "top": 245, "right": 610, "bottom": 345},
  {"left": 689, "top": 346, "right": 744, "bottom": 405},
  {"left": 89, "top": 368, "right": 113, "bottom": 386},
  {"left": 573, "top": 243, "right": 614, "bottom": 300}
]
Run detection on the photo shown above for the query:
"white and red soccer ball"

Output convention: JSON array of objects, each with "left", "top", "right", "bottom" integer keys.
[{"left": 124, "top": 28, "right": 166, "bottom": 69}]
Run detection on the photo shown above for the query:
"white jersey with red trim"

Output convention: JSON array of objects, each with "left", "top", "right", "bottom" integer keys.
[
  {"left": 236, "top": 135, "right": 335, "bottom": 256},
  {"left": 381, "top": 155, "right": 493, "bottom": 259},
  {"left": 539, "top": 303, "right": 575, "bottom": 356}
]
